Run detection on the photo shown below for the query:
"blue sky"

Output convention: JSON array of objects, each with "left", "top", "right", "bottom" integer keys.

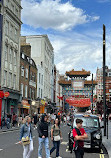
[{"left": 21, "top": 0, "right": 111, "bottom": 78}]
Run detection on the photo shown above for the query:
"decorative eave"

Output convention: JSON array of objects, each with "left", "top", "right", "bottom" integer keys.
[
  {"left": 84, "top": 80, "right": 97, "bottom": 85},
  {"left": 58, "top": 80, "right": 71, "bottom": 86},
  {"left": 66, "top": 69, "right": 90, "bottom": 78}
]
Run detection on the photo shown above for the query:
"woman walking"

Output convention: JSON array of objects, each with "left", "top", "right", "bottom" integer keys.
[
  {"left": 50, "top": 118, "right": 62, "bottom": 158},
  {"left": 19, "top": 116, "right": 33, "bottom": 158}
]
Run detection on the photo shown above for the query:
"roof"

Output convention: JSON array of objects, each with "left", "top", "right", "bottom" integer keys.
[
  {"left": 66, "top": 69, "right": 90, "bottom": 77},
  {"left": 58, "top": 79, "right": 97, "bottom": 86},
  {"left": 84, "top": 80, "right": 97, "bottom": 85},
  {"left": 58, "top": 80, "right": 71, "bottom": 85}
]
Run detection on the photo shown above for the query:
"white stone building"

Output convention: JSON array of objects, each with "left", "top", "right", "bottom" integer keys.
[
  {"left": 37, "top": 64, "right": 44, "bottom": 99},
  {"left": 0, "top": 0, "right": 22, "bottom": 116},
  {"left": 23, "top": 35, "right": 54, "bottom": 102}
]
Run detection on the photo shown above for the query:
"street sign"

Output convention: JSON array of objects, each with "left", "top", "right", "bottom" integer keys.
[{"left": 4, "top": 92, "right": 10, "bottom": 98}]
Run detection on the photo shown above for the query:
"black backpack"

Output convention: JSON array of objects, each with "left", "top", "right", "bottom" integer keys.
[
  {"left": 69, "top": 127, "right": 82, "bottom": 153},
  {"left": 73, "top": 127, "right": 82, "bottom": 151}
]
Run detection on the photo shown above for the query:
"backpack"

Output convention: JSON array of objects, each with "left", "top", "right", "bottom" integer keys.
[
  {"left": 69, "top": 128, "right": 82, "bottom": 153},
  {"left": 73, "top": 128, "right": 82, "bottom": 151}
]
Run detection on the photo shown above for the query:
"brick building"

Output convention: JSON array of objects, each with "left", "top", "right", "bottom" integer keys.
[
  {"left": 19, "top": 44, "right": 37, "bottom": 116},
  {"left": 96, "top": 67, "right": 111, "bottom": 114}
]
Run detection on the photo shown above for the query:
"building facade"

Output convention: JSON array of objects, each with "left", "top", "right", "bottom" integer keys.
[
  {"left": 21, "top": 35, "right": 54, "bottom": 103},
  {"left": 96, "top": 67, "right": 111, "bottom": 102},
  {"left": 20, "top": 44, "right": 37, "bottom": 116},
  {"left": 53, "top": 66, "right": 60, "bottom": 109},
  {"left": 0, "top": 0, "right": 22, "bottom": 120}
]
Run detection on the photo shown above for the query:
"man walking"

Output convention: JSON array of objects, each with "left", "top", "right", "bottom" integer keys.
[
  {"left": 38, "top": 114, "right": 51, "bottom": 158},
  {"left": 73, "top": 119, "right": 88, "bottom": 158}
]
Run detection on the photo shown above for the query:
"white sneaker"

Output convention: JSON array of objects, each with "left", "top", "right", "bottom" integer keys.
[
  {"left": 38, "top": 157, "right": 42, "bottom": 158},
  {"left": 56, "top": 156, "right": 62, "bottom": 158}
]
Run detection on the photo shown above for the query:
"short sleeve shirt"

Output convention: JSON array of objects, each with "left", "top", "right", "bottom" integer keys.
[{"left": 73, "top": 128, "right": 86, "bottom": 147}]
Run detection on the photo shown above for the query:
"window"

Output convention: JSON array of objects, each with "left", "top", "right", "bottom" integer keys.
[
  {"left": 13, "top": 51, "right": 17, "bottom": 65},
  {"left": 25, "top": 85, "right": 28, "bottom": 98},
  {"left": 41, "top": 75, "right": 43, "bottom": 85},
  {"left": 108, "top": 72, "right": 111, "bottom": 77},
  {"left": 41, "top": 89, "right": 42, "bottom": 98},
  {"left": 15, "top": 8, "right": 18, "bottom": 16},
  {"left": 21, "top": 66, "right": 24, "bottom": 77},
  {"left": 39, "top": 88, "right": 40, "bottom": 98},
  {"left": 34, "top": 89, "right": 35, "bottom": 99},
  {"left": 41, "top": 61, "right": 43, "bottom": 67},
  {"left": 11, "top": 3, "right": 14, "bottom": 12},
  {"left": 32, "top": 89, "right": 34, "bottom": 99},
  {"left": 15, "top": 28, "right": 17, "bottom": 40},
  {"left": 13, "top": 75, "right": 16, "bottom": 89},
  {"left": 4, "top": 71, "right": 7, "bottom": 86},
  {"left": 39, "top": 73, "right": 41, "bottom": 84},
  {"left": 9, "top": 48, "right": 13, "bottom": 63},
  {"left": 10, "top": 25, "right": 13, "bottom": 38},
  {"left": 30, "top": 88, "right": 32, "bottom": 98},
  {"left": 25, "top": 68, "right": 28, "bottom": 79},
  {"left": 21, "top": 83, "right": 24, "bottom": 97},
  {"left": 5, "top": 21, "right": 9, "bottom": 35},
  {"left": 5, "top": 44, "right": 8, "bottom": 61},
  {"left": 9, "top": 73, "right": 12, "bottom": 88}
]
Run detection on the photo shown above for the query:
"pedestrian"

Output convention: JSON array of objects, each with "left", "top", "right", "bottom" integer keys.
[
  {"left": 38, "top": 114, "right": 51, "bottom": 158},
  {"left": 33, "top": 112, "right": 38, "bottom": 130},
  {"left": 63, "top": 115, "right": 67, "bottom": 124},
  {"left": 19, "top": 116, "right": 33, "bottom": 158},
  {"left": 12, "top": 113, "right": 17, "bottom": 127},
  {"left": 1, "top": 116, "right": 5, "bottom": 129},
  {"left": 50, "top": 118, "right": 62, "bottom": 158},
  {"left": 18, "top": 115, "right": 23, "bottom": 127},
  {"left": 73, "top": 119, "right": 88, "bottom": 158}
]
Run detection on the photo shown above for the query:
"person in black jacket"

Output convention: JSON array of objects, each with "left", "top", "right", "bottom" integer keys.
[{"left": 38, "top": 114, "right": 51, "bottom": 158}]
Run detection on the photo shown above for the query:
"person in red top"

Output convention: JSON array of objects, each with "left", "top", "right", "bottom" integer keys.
[{"left": 73, "top": 119, "right": 88, "bottom": 158}]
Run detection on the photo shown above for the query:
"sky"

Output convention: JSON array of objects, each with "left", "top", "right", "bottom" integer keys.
[{"left": 21, "top": 0, "right": 111, "bottom": 78}]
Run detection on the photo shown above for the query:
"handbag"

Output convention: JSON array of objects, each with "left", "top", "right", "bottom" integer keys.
[
  {"left": 54, "top": 135, "right": 61, "bottom": 141},
  {"left": 22, "top": 136, "right": 30, "bottom": 146}
]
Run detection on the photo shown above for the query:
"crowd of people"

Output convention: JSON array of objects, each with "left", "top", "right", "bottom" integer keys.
[{"left": 18, "top": 111, "right": 74, "bottom": 158}]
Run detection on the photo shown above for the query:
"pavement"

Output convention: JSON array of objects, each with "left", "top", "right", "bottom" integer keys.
[
  {"left": 102, "top": 121, "right": 111, "bottom": 158},
  {"left": 0, "top": 125, "right": 19, "bottom": 133},
  {"left": 0, "top": 123, "right": 109, "bottom": 158}
]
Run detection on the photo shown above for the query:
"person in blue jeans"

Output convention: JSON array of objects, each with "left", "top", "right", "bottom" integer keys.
[
  {"left": 50, "top": 118, "right": 62, "bottom": 158},
  {"left": 38, "top": 114, "right": 51, "bottom": 158}
]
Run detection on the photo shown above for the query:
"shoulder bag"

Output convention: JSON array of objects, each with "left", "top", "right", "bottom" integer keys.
[{"left": 53, "top": 125, "right": 61, "bottom": 141}]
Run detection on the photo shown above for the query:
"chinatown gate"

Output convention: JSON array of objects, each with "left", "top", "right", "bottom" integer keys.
[{"left": 58, "top": 69, "right": 97, "bottom": 111}]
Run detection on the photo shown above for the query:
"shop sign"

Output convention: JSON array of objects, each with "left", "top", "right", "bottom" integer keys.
[
  {"left": 4, "top": 92, "right": 10, "bottom": 98},
  {"left": 22, "top": 100, "right": 30, "bottom": 109},
  {"left": 41, "top": 100, "right": 46, "bottom": 105}
]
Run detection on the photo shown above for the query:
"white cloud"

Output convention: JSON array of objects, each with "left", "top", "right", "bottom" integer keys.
[
  {"left": 49, "top": 31, "right": 111, "bottom": 75},
  {"left": 21, "top": 0, "right": 100, "bottom": 31}
]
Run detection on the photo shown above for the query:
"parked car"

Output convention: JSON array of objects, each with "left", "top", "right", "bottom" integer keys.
[{"left": 67, "top": 113, "right": 103, "bottom": 152}]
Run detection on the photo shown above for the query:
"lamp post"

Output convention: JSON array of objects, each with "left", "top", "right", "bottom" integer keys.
[
  {"left": 103, "top": 24, "right": 106, "bottom": 136},
  {"left": 91, "top": 74, "right": 93, "bottom": 114}
]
